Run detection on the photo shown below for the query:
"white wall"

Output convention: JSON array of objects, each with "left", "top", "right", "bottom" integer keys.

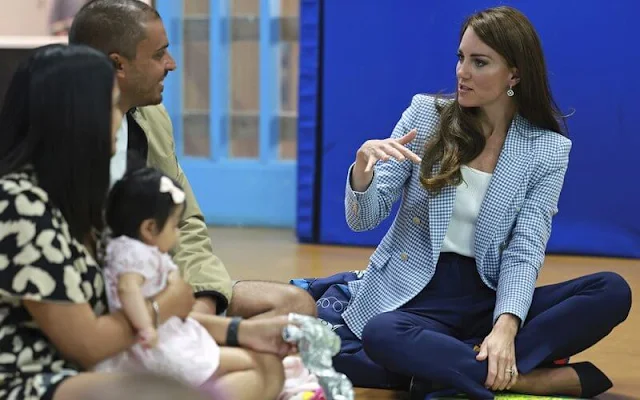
[
  {"left": 0, "top": 0, "right": 51, "bottom": 36},
  {"left": 0, "top": 0, "right": 154, "bottom": 36}
]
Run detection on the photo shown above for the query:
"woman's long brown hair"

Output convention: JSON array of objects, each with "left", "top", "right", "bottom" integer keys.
[{"left": 420, "top": 6, "right": 567, "bottom": 193}]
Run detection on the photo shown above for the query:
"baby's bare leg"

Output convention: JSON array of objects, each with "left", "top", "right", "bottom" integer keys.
[{"left": 201, "top": 348, "right": 285, "bottom": 400}]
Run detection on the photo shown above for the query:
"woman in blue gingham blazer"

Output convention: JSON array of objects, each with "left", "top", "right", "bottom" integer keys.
[{"left": 327, "top": 6, "right": 632, "bottom": 400}]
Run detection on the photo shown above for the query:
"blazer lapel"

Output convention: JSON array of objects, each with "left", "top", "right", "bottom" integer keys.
[{"left": 475, "top": 114, "right": 533, "bottom": 266}]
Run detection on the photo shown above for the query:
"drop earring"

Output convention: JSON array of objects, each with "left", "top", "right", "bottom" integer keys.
[{"left": 507, "top": 86, "right": 514, "bottom": 97}]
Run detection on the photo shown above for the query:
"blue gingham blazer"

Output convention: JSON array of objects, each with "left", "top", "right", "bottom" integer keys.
[{"left": 342, "top": 94, "right": 572, "bottom": 339}]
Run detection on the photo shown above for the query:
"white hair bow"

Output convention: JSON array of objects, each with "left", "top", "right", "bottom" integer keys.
[{"left": 159, "top": 176, "right": 185, "bottom": 204}]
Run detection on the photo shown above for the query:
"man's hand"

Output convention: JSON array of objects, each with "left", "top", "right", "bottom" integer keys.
[
  {"left": 192, "top": 297, "right": 217, "bottom": 315},
  {"left": 238, "top": 316, "right": 298, "bottom": 358}
]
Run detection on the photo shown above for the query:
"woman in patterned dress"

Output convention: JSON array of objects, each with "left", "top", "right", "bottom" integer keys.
[
  {"left": 0, "top": 43, "right": 197, "bottom": 400},
  {"left": 0, "top": 43, "right": 296, "bottom": 400}
]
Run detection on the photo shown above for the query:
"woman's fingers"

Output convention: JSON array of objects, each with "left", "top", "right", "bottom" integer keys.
[
  {"left": 397, "top": 128, "right": 417, "bottom": 144},
  {"left": 360, "top": 128, "right": 422, "bottom": 172},
  {"left": 388, "top": 140, "right": 422, "bottom": 163},
  {"left": 506, "top": 365, "right": 518, "bottom": 391},
  {"left": 380, "top": 143, "right": 406, "bottom": 162},
  {"left": 363, "top": 150, "right": 378, "bottom": 172}
]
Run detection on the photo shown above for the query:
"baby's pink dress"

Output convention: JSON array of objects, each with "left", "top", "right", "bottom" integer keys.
[{"left": 93, "top": 236, "right": 220, "bottom": 386}]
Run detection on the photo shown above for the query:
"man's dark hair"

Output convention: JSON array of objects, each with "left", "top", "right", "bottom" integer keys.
[{"left": 69, "top": 0, "right": 161, "bottom": 59}]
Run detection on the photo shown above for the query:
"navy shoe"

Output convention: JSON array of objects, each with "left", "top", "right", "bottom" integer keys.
[{"left": 566, "top": 362, "right": 613, "bottom": 398}]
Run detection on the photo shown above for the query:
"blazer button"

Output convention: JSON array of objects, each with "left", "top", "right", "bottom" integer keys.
[
  {"left": 412, "top": 216, "right": 421, "bottom": 225},
  {"left": 499, "top": 242, "right": 507, "bottom": 251},
  {"left": 400, "top": 252, "right": 409, "bottom": 261},
  {"left": 352, "top": 204, "right": 359, "bottom": 214},
  {"left": 515, "top": 206, "right": 521, "bottom": 212}
]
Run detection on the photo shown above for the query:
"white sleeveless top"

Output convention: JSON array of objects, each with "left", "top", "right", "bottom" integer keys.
[{"left": 441, "top": 165, "right": 493, "bottom": 258}]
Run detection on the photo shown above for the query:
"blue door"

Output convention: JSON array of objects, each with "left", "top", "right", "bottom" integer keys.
[{"left": 155, "top": 0, "right": 298, "bottom": 227}]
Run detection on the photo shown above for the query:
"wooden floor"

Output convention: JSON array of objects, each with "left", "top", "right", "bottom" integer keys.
[{"left": 208, "top": 227, "right": 640, "bottom": 399}]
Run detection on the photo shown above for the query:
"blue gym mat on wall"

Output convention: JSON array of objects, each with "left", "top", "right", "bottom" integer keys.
[{"left": 297, "top": 0, "right": 640, "bottom": 258}]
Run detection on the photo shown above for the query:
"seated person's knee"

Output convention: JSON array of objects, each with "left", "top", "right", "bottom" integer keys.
[
  {"left": 282, "top": 285, "right": 317, "bottom": 317},
  {"left": 599, "top": 271, "right": 632, "bottom": 320},
  {"left": 361, "top": 313, "right": 394, "bottom": 360}
]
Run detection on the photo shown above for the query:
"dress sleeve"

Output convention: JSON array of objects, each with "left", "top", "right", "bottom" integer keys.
[
  {"left": 104, "top": 236, "right": 159, "bottom": 282},
  {"left": 0, "top": 180, "right": 88, "bottom": 303}
]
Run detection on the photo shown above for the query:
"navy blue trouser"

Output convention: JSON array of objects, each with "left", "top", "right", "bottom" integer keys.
[{"left": 333, "top": 253, "right": 631, "bottom": 399}]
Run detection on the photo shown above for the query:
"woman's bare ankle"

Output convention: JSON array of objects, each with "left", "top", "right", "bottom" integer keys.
[{"left": 510, "top": 367, "right": 581, "bottom": 397}]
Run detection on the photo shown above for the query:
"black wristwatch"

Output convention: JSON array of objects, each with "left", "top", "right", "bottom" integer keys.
[{"left": 226, "top": 317, "right": 243, "bottom": 347}]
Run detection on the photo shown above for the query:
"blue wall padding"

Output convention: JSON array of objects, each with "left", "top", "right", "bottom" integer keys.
[{"left": 296, "top": 0, "right": 322, "bottom": 242}]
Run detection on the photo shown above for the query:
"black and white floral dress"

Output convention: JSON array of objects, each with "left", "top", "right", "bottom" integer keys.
[{"left": 0, "top": 167, "right": 107, "bottom": 399}]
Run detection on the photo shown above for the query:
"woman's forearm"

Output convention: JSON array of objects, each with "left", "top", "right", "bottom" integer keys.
[
  {"left": 86, "top": 294, "right": 188, "bottom": 367},
  {"left": 24, "top": 278, "right": 194, "bottom": 370},
  {"left": 65, "top": 291, "right": 191, "bottom": 369},
  {"left": 190, "top": 312, "right": 231, "bottom": 345},
  {"left": 24, "top": 300, "right": 137, "bottom": 370},
  {"left": 153, "top": 277, "right": 196, "bottom": 322},
  {"left": 85, "top": 311, "right": 137, "bottom": 367},
  {"left": 36, "top": 300, "right": 184, "bottom": 370}
]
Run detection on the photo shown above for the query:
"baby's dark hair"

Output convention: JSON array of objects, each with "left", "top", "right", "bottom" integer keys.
[{"left": 106, "top": 167, "right": 186, "bottom": 240}]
